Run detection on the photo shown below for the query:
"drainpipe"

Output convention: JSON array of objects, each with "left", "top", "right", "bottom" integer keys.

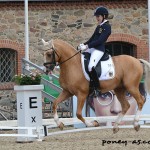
[
  {"left": 24, "top": 0, "right": 29, "bottom": 70},
  {"left": 148, "top": 0, "right": 150, "bottom": 61}
]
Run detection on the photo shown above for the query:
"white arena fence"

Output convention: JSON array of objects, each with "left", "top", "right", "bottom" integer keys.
[
  {"left": 44, "top": 115, "right": 150, "bottom": 136},
  {"left": 0, "top": 115, "right": 150, "bottom": 142},
  {"left": 0, "top": 126, "right": 44, "bottom": 142}
]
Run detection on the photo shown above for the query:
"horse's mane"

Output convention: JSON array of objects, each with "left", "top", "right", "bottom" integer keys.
[{"left": 53, "top": 39, "right": 77, "bottom": 52}]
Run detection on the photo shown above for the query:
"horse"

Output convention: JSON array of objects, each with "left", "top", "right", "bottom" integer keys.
[{"left": 42, "top": 38, "right": 150, "bottom": 133}]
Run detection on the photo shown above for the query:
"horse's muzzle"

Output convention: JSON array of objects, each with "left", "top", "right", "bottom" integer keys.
[{"left": 43, "top": 63, "right": 55, "bottom": 75}]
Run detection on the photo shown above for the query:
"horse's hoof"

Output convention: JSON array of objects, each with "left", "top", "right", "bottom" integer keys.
[
  {"left": 134, "top": 124, "right": 140, "bottom": 132},
  {"left": 58, "top": 122, "right": 64, "bottom": 130},
  {"left": 113, "top": 127, "right": 119, "bottom": 134},
  {"left": 93, "top": 120, "right": 99, "bottom": 127}
]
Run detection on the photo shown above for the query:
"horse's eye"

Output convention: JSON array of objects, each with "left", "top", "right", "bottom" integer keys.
[{"left": 47, "top": 54, "right": 51, "bottom": 57}]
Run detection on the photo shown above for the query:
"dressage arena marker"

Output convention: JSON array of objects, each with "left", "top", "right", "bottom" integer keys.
[
  {"left": 0, "top": 115, "right": 150, "bottom": 141},
  {"left": 14, "top": 85, "right": 44, "bottom": 142}
]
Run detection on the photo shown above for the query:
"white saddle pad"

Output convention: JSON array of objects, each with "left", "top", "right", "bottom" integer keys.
[{"left": 81, "top": 54, "right": 115, "bottom": 81}]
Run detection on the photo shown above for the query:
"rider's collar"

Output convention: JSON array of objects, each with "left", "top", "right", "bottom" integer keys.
[{"left": 100, "top": 19, "right": 108, "bottom": 26}]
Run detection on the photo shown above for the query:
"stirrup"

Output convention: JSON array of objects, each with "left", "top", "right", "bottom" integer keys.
[
  {"left": 89, "top": 89, "right": 100, "bottom": 97},
  {"left": 93, "top": 89, "right": 101, "bottom": 97}
]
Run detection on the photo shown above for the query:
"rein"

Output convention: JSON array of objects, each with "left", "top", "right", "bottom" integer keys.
[
  {"left": 44, "top": 47, "right": 81, "bottom": 67},
  {"left": 57, "top": 50, "right": 81, "bottom": 66}
]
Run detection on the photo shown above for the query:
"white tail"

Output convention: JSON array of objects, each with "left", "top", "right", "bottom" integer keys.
[{"left": 139, "top": 59, "right": 150, "bottom": 94}]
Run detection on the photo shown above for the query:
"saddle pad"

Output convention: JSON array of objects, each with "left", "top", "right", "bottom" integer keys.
[{"left": 81, "top": 54, "right": 115, "bottom": 81}]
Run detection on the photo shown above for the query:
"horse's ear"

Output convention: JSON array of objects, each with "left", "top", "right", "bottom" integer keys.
[
  {"left": 48, "top": 40, "right": 54, "bottom": 48},
  {"left": 42, "top": 39, "right": 49, "bottom": 46}
]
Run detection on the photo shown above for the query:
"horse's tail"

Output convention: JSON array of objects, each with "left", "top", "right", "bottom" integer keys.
[{"left": 139, "top": 59, "right": 150, "bottom": 94}]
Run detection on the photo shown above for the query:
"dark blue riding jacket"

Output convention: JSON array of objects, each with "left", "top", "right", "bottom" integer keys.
[{"left": 84, "top": 21, "right": 111, "bottom": 52}]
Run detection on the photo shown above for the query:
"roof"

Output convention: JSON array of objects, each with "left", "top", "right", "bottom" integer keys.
[{"left": 0, "top": 0, "right": 87, "bottom": 1}]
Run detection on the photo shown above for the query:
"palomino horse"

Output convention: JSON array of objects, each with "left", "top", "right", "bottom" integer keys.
[{"left": 42, "top": 39, "right": 150, "bottom": 133}]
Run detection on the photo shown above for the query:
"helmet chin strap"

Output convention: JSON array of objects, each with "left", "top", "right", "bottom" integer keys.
[{"left": 102, "top": 15, "right": 105, "bottom": 23}]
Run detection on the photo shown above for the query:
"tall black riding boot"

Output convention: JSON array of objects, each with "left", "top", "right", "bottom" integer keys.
[
  {"left": 91, "top": 67, "right": 100, "bottom": 89},
  {"left": 89, "top": 73, "right": 95, "bottom": 94},
  {"left": 89, "top": 67, "right": 100, "bottom": 97}
]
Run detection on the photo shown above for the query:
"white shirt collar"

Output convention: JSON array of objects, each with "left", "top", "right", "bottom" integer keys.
[{"left": 100, "top": 20, "right": 108, "bottom": 26}]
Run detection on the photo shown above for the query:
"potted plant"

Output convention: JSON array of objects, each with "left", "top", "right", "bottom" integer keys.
[
  {"left": 13, "top": 73, "right": 44, "bottom": 142},
  {"left": 13, "top": 73, "right": 42, "bottom": 85},
  {"left": 13, "top": 72, "right": 44, "bottom": 91}
]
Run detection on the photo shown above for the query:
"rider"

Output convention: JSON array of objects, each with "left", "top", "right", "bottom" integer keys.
[{"left": 78, "top": 6, "right": 111, "bottom": 96}]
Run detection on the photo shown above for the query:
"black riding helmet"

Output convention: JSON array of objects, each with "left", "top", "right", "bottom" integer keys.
[{"left": 94, "top": 6, "right": 109, "bottom": 19}]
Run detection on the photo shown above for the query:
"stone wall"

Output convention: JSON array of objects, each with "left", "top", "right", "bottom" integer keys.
[
  {"left": 0, "top": 0, "right": 148, "bottom": 119},
  {"left": 0, "top": 0, "right": 148, "bottom": 67}
]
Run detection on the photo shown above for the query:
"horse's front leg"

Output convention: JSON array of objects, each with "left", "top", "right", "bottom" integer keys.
[
  {"left": 53, "top": 90, "right": 72, "bottom": 130},
  {"left": 76, "top": 94, "right": 99, "bottom": 127}
]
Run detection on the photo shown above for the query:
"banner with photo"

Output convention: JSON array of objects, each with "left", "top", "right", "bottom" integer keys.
[{"left": 73, "top": 79, "right": 150, "bottom": 128}]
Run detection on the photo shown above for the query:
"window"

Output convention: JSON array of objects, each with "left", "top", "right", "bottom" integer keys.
[
  {"left": 105, "top": 42, "right": 136, "bottom": 57},
  {"left": 0, "top": 48, "right": 17, "bottom": 82}
]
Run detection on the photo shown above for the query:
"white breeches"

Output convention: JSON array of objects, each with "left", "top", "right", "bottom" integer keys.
[{"left": 86, "top": 48, "right": 104, "bottom": 72}]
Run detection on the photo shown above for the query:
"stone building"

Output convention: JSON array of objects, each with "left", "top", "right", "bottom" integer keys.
[{"left": 0, "top": 0, "right": 148, "bottom": 88}]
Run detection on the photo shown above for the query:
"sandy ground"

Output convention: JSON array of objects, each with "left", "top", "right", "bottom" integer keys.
[{"left": 0, "top": 128, "right": 150, "bottom": 150}]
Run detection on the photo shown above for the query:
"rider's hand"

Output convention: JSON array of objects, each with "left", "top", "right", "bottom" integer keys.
[
  {"left": 78, "top": 44, "right": 88, "bottom": 52},
  {"left": 77, "top": 43, "right": 82, "bottom": 51}
]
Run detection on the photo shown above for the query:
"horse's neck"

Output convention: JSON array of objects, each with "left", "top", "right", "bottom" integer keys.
[
  {"left": 59, "top": 51, "right": 81, "bottom": 70},
  {"left": 55, "top": 40, "right": 80, "bottom": 66},
  {"left": 54, "top": 40, "right": 87, "bottom": 90},
  {"left": 57, "top": 42, "right": 81, "bottom": 74}
]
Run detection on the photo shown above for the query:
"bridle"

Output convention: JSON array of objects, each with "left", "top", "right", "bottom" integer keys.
[
  {"left": 43, "top": 47, "right": 59, "bottom": 66},
  {"left": 43, "top": 46, "right": 81, "bottom": 69}
]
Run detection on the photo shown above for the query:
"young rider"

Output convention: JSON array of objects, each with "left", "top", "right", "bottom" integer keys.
[{"left": 78, "top": 6, "right": 111, "bottom": 95}]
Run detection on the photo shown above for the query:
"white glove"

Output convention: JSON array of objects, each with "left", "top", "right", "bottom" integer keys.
[
  {"left": 77, "top": 43, "right": 83, "bottom": 50},
  {"left": 78, "top": 44, "right": 88, "bottom": 52}
]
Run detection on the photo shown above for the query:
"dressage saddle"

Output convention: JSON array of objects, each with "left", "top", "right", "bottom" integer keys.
[{"left": 82, "top": 50, "right": 109, "bottom": 96}]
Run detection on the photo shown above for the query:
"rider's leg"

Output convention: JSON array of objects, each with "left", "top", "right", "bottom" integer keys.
[
  {"left": 88, "top": 49, "right": 104, "bottom": 95},
  {"left": 88, "top": 49, "right": 104, "bottom": 72}
]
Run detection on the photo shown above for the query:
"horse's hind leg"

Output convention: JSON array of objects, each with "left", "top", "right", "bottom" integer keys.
[
  {"left": 113, "top": 88, "right": 130, "bottom": 134},
  {"left": 53, "top": 90, "right": 72, "bottom": 130},
  {"left": 129, "top": 89, "right": 145, "bottom": 131}
]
